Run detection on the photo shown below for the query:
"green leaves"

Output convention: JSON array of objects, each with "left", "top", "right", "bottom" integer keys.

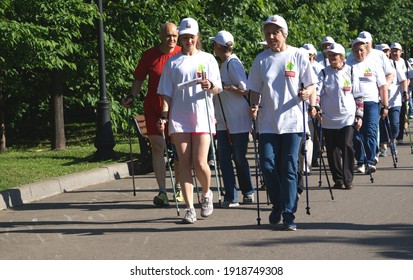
[{"left": 1, "top": 0, "right": 413, "bottom": 145}]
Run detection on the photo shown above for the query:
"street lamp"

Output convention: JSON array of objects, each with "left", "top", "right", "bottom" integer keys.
[{"left": 93, "top": 0, "right": 116, "bottom": 161}]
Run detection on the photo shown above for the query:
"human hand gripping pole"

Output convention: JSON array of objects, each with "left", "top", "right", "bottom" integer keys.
[{"left": 202, "top": 72, "right": 222, "bottom": 206}]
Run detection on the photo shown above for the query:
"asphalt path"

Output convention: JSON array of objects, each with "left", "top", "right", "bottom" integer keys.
[{"left": 1, "top": 137, "right": 413, "bottom": 261}]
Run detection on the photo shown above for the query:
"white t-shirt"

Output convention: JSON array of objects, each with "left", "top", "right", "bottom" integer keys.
[
  {"left": 388, "top": 59, "right": 407, "bottom": 107},
  {"left": 347, "top": 58, "right": 387, "bottom": 102},
  {"left": 247, "top": 46, "right": 317, "bottom": 134},
  {"left": 158, "top": 51, "right": 222, "bottom": 135},
  {"left": 213, "top": 54, "right": 252, "bottom": 134},
  {"left": 348, "top": 48, "right": 393, "bottom": 77},
  {"left": 318, "top": 64, "right": 358, "bottom": 129}
]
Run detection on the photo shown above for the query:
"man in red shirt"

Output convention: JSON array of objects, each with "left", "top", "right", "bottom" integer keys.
[{"left": 122, "top": 22, "right": 182, "bottom": 206}]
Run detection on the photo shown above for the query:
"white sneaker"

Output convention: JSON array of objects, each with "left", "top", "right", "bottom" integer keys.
[
  {"left": 182, "top": 208, "right": 197, "bottom": 224},
  {"left": 243, "top": 193, "right": 254, "bottom": 204},
  {"left": 221, "top": 201, "right": 239, "bottom": 208},
  {"left": 201, "top": 191, "right": 214, "bottom": 217},
  {"left": 366, "top": 164, "right": 376, "bottom": 174},
  {"left": 355, "top": 165, "right": 365, "bottom": 173}
]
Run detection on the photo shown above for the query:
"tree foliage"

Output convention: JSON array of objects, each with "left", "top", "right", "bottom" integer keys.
[{"left": 1, "top": 0, "right": 412, "bottom": 148}]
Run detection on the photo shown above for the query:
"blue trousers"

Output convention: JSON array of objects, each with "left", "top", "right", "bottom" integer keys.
[{"left": 259, "top": 133, "right": 301, "bottom": 223}]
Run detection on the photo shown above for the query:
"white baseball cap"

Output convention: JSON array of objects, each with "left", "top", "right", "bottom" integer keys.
[
  {"left": 302, "top": 43, "right": 317, "bottom": 55},
  {"left": 352, "top": 37, "right": 369, "bottom": 47},
  {"left": 262, "top": 15, "right": 288, "bottom": 35},
  {"left": 390, "top": 42, "right": 402, "bottom": 50},
  {"left": 322, "top": 36, "right": 335, "bottom": 45},
  {"left": 326, "top": 43, "right": 345, "bottom": 55},
  {"left": 408, "top": 58, "right": 413, "bottom": 65},
  {"left": 178, "top": 17, "right": 199, "bottom": 36},
  {"left": 358, "top": 31, "right": 372, "bottom": 42},
  {"left": 375, "top": 43, "right": 390, "bottom": 51},
  {"left": 210, "top": 30, "right": 234, "bottom": 47}
]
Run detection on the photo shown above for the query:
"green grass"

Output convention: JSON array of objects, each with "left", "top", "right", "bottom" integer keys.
[{"left": 0, "top": 123, "right": 140, "bottom": 191}]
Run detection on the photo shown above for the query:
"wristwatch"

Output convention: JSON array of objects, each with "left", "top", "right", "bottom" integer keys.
[{"left": 209, "top": 80, "right": 215, "bottom": 90}]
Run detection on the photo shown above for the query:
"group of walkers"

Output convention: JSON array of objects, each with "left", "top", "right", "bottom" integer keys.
[{"left": 122, "top": 15, "right": 413, "bottom": 230}]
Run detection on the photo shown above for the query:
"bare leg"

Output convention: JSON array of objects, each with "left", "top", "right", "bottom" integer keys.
[
  {"left": 172, "top": 133, "right": 194, "bottom": 208},
  {"left": 148, "top": 135, "right": 166, "bottom": 192},
  {"left": 192, "top": 134, "right": 211, "bottom": 194}
]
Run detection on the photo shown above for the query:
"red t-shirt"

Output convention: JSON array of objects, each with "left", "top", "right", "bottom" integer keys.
[
  {"left": 133, "top": 45, "right": 181, "bottom": 136},
  {"left": 134, "top": 45, "right": 181, "bottom": 108}
]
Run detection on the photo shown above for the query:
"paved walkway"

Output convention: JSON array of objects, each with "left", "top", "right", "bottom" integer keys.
[{"left": 1, "top": 139, "right": 413, "bottom": 260}]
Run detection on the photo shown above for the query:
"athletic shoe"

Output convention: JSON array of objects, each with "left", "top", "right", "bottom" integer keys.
[
  {"left": 333, "top": 182, "right": 343, "bottom": 189},
  {"left": 378, "top": 148, "right": 387, "bottom": 157},
  {"left": 366, "top": 164, "right": 376, "bottom": 174},
  {"left": 208, "top": 160, "right": 215, "bottom": 170},
  {"left": 182, "top": 208, "right": 197, "bottom": 224},
  {"left": 221, "top": 201, "right": 239, "bottom": 208},
  {"left": 243, "top": 194, "right": 254, "bottom": 204},
  {"left": 269, "top": 207, "right": 282, "bottom": 224},
  {"left": 201, "top": 191, "right": 213, "bottom": 217},
  {"left": 355, "top": 165, "right": 365, "bottom": 174},
  {"left": 283, "top": 222, "right": 297, "bottom": 231},
  {"left": 173, "top": 188, "right": 184, "bottom": 202},
  {"left": 153, "top": 191, "right": 170, "bottom": 207}
]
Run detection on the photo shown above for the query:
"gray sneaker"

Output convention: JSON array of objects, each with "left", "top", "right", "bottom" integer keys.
[
  {"left": 243, "top": 193, "right": 254, "bottom": 204},
  {"left": 221, "top": 201, "right": 240, "bottom": 208},
  {"left": 182, "top": 208, "right": 197, "bottom": 224},
  {"left": 201, "top": 191, "right": 213, "bottom": 217}
]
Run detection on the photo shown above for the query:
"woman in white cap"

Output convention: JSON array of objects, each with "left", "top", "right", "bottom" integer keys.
[
  {"left": 390, "top": 43, "right": 410, "bottom": 144},
  {"left": 375, "top": 43, "right": 391, "bottom": 58},
  {"left": 296, "top": 43, "right": 324, "bottom": 194},
  {"left": 316, "top": 36, "right": 335, "bottom": 67},
  {"left": 247, "top": 15, "right": 317, "bottom": 231},
  {"left": 378, "top": 42, "right": 408, "bottom": 156},
  {"left": 210, "top": 30, "right": 254, "bottom": 208},
  {"left": 318, "top": 43, "right": 363, "bottom": 189},
  {"left": 158, "top": 17, "right": 222, "bottom": 224},
  {"left": 347, "top": 37, "right": 388, "bottom": 174}
]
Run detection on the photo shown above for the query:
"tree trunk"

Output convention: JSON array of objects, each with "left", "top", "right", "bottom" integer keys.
[
  {"left": 51, "top": 70, "right": 66, "bottom": 150},
  {"left": 0, "top": 90, "right": 7, "bottom": 152}
]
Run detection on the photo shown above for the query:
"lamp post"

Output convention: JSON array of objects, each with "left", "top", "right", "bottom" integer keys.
[{"left": 93, "top": 0, "right": 116, "bottom": 160}]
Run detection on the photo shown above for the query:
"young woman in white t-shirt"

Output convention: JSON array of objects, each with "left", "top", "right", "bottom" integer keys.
[{"left": 157, "top": 18, "right": 222, "bottom": 224}]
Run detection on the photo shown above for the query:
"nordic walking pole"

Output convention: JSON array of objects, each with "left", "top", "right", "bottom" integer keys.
[
  {"left": 162, "top": 130, "right": 179, "bottom": 216},
  {"left": 192, "top": 167, "right": 201, "bottom": 204},
  {"left": 405, "top": 102, "right": 413, "bottom": 154},
  {"left": 383, "top": 116, "right": 397, "bottom": 167},
  {"left": 357, "top": 131, "right": 374, "bottom": 183},
  {"left": 311, "top": 118, "right": 334, "bottom": 200},
  {"left": 203, "top": 72, "right": 222, "bottom": 206},
  {"left": 251, "top": 114, "right": 261, "bottom": 225},
  {"left": 128, "top": 113, "right": 136, "bottom": 196},
  {"left": 301, "top": 84, "right": 310, "bottom": 215},
  {"left": 318, "top": 121, "right": 323, "bottom": 187}
]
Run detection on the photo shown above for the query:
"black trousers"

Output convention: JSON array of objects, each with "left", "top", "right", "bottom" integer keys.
[
  {"left": 397, "top": 102, "right": 407, "bottom": 140},
  {"left": 323, "top": 126, "right": 354, "bottom": 187}
]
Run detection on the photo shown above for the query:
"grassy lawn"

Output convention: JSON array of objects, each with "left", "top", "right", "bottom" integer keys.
[{"left": 0, "top": 123, "right": 141, "bottom": 191}]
